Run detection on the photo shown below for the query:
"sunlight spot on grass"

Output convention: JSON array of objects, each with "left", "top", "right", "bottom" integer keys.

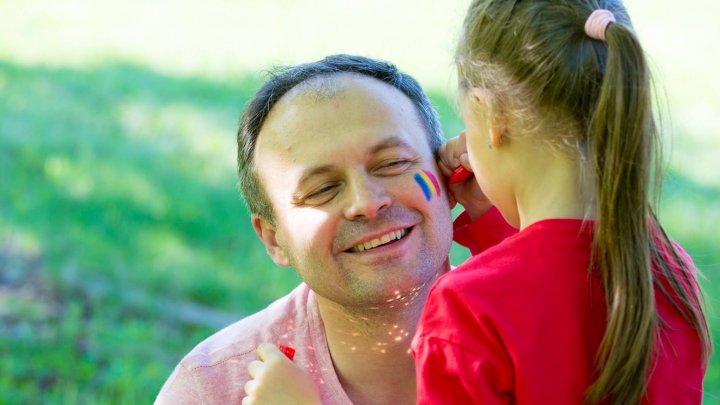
[
  {"left": 44, "top": 154, "right": 170, "bottom": 216},
  {"left": 44, "top": 155, "right": 93, "bottom": 200},
  {"left": 117, "top": 101, "right": 235, "bottom": 178},
  {"left": 138, "top": 229, "right": 196, "bottom": 274},
  {"left": 44, "top": 156, "right": 70, "bottom": 180},
  {"left": 93, "top": 166, "right": 170, "bottom": 218}
]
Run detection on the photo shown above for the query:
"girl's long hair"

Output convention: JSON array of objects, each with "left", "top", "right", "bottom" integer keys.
[{"left": 456, "top": 1, "right": 710, "bottom": 403}]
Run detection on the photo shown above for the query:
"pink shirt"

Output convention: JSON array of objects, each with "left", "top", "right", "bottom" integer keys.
[{"left": 155, "top": 284, "right": 353, "bottom": 405}]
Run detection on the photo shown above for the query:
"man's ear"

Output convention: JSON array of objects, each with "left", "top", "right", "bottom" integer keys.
[{"left": 251, "top": 215, "right": 291, "bottom": 267}]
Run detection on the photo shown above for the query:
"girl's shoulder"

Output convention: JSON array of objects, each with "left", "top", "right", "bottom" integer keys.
[{"left": 451, "top": 218, "right": 593, "bottom": 277}]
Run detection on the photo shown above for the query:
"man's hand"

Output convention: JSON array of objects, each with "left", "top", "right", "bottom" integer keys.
[
  {"left": 242, "top": 343, "right": 322, "bottom": 405},
  {"left": 438, "top": 132, "right": 493, "bottom": 221}
]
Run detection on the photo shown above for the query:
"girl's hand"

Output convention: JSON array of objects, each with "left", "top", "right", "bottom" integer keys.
[
  {"left": 242, "top": 343, "right": 321, "bottom": 405},
  {"left": 438, "top": 132, "right": 493, "bottom": 221}
]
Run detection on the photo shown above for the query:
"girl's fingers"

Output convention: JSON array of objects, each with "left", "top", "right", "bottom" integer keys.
[
  {"left": 247, "top": 360, "right": 264, "bottom": 378},
  {"left": 437, "top": 144, "right": 453, "bottom": 175},
  {"left": 244, "top": 379, "right": 258, "bottom": 396},
  {"left": 438, "top": 159, "right": 454, "bottom": 177},
  {"left": 438, "top": 133, "right": 469, "bottom": 178}
]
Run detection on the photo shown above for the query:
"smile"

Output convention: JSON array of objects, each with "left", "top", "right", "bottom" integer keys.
[{"left": 349, "top": 228, "right": 410, "bottom": 252}]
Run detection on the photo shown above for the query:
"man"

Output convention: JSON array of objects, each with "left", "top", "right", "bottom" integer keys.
[{"left": 156, "top": 55, "right": 510, "bottom": 405}]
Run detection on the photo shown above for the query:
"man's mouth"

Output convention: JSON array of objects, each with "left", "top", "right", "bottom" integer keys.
[{"left": 348, "top": 227, "right": 411, "bottom": 253}]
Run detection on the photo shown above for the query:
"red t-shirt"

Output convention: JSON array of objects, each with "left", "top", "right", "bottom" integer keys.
[{"left": 412, "top": 215, "right": 705, "bottom": 404}]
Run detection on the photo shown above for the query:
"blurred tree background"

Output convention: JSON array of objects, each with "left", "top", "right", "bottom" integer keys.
[{"left": 1, "top": 0, "right": 718, "bottom": 403}]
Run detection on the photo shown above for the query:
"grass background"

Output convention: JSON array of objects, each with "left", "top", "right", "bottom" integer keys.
[{"left": 0, "top": 0, "right": 718, "bottom": 403}]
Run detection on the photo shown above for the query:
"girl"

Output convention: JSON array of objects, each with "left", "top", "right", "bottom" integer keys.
[{"left": 413, "top": 0, "right": 709, "bottom": 403}]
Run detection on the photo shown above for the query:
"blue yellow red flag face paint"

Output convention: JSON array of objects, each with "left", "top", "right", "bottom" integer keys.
[{"left": 414, "top": 170, "right": 441, "bottom": 201}]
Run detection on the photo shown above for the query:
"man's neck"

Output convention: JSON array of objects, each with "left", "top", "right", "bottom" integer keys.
[{"left": 315, "top": 272, "right": 441, "bottom": 405}]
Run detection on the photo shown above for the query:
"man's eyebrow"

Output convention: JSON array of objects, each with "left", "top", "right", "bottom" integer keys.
[
  {"left": 368, "top": 137, "right": 414, "bottom": 155},
  {"left": 297, "top": 165, "right": 336, "bottom": 188}
]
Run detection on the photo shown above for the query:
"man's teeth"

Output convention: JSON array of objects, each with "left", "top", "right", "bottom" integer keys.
[{"left": 352, "top": 229, "right": 407, "bottom": 252}]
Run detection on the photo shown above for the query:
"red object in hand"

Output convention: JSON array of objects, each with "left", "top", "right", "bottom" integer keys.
[
  {"left": 278, "top": 344, "right": 296, "bottom": 361},
  {"left": 449, "top": 166, "right": 472, "bottom": 184}
]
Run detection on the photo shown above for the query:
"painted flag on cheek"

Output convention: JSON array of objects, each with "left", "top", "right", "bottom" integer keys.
[{"left": 414, "top": 170, "right": 441, "bottom": 201}]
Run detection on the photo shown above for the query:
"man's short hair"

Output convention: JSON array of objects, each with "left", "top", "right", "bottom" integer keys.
[{"left": 237, "top": 54, "right": 444, "bottom": 224}]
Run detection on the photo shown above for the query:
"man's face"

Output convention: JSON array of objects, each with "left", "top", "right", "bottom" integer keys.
[{"left": 253, "top": 75, "right": 453, "bottom": 309}]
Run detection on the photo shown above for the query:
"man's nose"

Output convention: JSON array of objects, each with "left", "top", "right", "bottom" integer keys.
[{"left": 343, "top": 176, "right": 392, "bottom": 221}]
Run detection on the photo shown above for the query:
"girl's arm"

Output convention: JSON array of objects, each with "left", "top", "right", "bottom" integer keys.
[{"left": 439, "top": 134, "right": 516, "bottom": 255}]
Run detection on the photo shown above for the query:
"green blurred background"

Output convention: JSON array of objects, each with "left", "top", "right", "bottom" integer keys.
[{"left": 1, "top": 0, "right": 718, "bottom": 403}]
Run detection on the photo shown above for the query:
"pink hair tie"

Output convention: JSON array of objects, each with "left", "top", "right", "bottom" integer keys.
[{"left": 584, "top": 9, "right": 616, "bottom": 41}]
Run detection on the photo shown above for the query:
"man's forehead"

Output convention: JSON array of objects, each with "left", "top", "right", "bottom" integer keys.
[
  {"left": 280, "top": 73, "right": 351, "bottom": 104},
  {"left": 259, "top": 75, "right": 424, "bottom": 149},
  {"left": 275, "top": 72, "right": 416, "bottom": 111}
]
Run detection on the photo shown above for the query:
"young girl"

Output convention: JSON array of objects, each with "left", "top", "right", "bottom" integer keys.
[
  {"left": 242, "top": 1, "right": 710, "bottom": 403},
  {"left": 413, "top": 0, "right": 709, "bottom": 403}
]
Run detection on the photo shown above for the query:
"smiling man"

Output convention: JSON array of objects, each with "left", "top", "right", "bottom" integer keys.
[{"left": 156, "top": 55, "right": 511, "bottom": 405}]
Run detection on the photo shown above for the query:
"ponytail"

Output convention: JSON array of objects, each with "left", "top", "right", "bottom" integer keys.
[
  {"left": 584, "top": 21, "right": 655, "bottom": 404},
  {"left": 586, "top": 21, "right": 710, "bottom": 405}
]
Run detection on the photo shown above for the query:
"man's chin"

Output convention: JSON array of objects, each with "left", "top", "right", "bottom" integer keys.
[{"left": 362, "top": 274, "right": 438, "bottom": 310}]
